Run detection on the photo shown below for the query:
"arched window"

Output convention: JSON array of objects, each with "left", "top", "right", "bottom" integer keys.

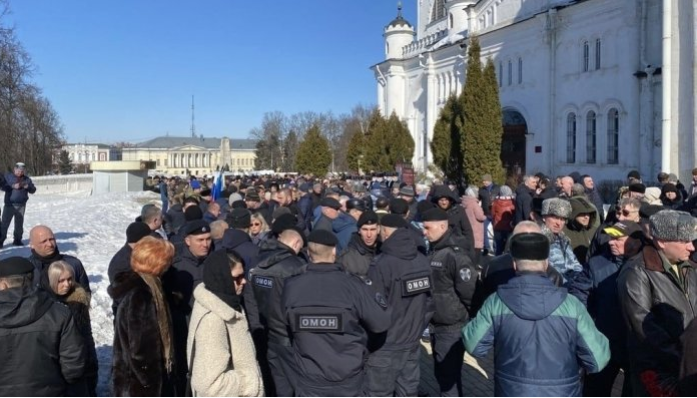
[
  {"left": 586, "top": 111, "right": 597, "bottom": 164},
  {"left": 607, "top": 108, "right": 619, "bottom": 164},
  {"left": 518, "top": 57, "right": 523, "bottom": 84},
  {"left": 566, "top": 113, "right": 576, "bottom": 163},
  {"left": 583, "top": 41, "right": 590, "bottom": 72},
  {"left": 595, "top": 39, "right": 602, "bottom": 70},
  {"left": 431, "top": 0, "right": 447, "bottom": 22}
]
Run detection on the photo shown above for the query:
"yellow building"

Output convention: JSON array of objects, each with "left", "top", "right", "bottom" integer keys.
[{"left": 121, "top": 136, "right": 257, "bottom": 176}]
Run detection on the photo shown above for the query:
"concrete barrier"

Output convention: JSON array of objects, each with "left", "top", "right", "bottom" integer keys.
[{"left": 31, "top": 174, "right": 94, "bottom": 196}]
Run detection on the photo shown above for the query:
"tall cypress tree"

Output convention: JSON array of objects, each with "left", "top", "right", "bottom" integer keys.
[
  {"left": 346, "top": 130, "right": 365, "bottom": 173},
  {"left": 363, "top": 109, "right": 391, "bottom": 172},
  {"left": 386, "top": 111, "right": 415, "bottom": 167},
  {"left": 431, "top": 93, "right": 465, "bottom": 182},
  {"left": 295, "top": 124, "right": 331, "bottom": 176},
  {"left": 461, "top": 36, "right": 505, "bottom": 184}
]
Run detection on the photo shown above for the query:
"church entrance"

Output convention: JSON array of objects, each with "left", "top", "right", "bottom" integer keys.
[{"left": 501, "top": 109, "right": 527, "bottom": 176}]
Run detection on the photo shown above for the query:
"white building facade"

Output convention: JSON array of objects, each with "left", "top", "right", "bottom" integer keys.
[
  {"left": 63, "top": 143, "right": 121, "bottom": 165},
  {"left": 372, "top": 0, "right": 697, "bottom": 182}
]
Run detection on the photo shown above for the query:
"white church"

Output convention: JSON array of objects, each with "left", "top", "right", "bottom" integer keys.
[{"left": 371, "top": 0, "right": 696, "bottom": 183}]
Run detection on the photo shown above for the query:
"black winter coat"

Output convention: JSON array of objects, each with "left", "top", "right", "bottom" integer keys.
[
  {"left": 368, "top": 228, "right": 434, "bottom": 349},
  {"left": 427, "top": 231, "right": 478, "bottom": 329},
  {"left": 618, "top": 243, "right": 697, "bottom": 396},
  {"left": 29, "top": 250, "right": 91, "bottom": 293},
  {"left": 220, "top": 229, "right": 260, "bottom": 273},
  {"left": 109, "top": 272, "right": 176, "bottom": 397},
  {"left": 164, "top": 204, "right": 186, "bottom": 236},
  {"left": 338, "top": 233, "right": 378, "bottom": 277},
  {"left": 0, "top": 286, "right": 86, "bottom": 397},
  {"left": 248, "top": 239, "right": 306, "bottom": 344},
  {"left": 513, "top": 184, "right": 534, "bottom": 225}
]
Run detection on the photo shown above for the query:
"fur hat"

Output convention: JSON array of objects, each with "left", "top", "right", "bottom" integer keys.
[
  {"left": 643, "top": 187, "right": 663, "bottom": 206},
  {"left": 650, "top": 210, "right": 697, "bottom": 242},
  {"left": 541, "top": 198, "right": 572, "bottom": 219}
]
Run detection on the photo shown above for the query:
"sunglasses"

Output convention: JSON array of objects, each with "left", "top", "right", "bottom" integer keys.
[
  {"left": 251, "top": 222, "right": 261, "bottom": 227},
  {"left": 620, "top": 209, "right": 637, "bottom": 217}
]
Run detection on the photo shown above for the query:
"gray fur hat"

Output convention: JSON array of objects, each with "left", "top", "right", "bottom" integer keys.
[
  {"left": 541, "top": 198, "right": 572, "bottom": 219},
  {"left": 650, "top": 210, "right": 697, "bottom": 242}
]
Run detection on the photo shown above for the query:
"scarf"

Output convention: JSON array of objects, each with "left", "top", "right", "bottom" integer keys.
[
  {"left": 202, "top": 251, "right": 242, "bottom": 311},
  {"left": 31, "top": 248, "right": 62, "bottom": 266},
  {"left": 138, "top": 273, "right": 174, "bottom": 374}
]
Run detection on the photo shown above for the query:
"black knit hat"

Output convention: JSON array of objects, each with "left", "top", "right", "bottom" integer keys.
[
  {"left": 510, "top": 233, "right": 550, "bottom": 260},
  {"left": 389, "top": 198, "right": 409, "bottom": 216},
  {"left": 380, "top": 214, "right": 408, "bottom": 228},
  {"left": 184, "top": 206, "right": 204, "bottom": 221},
  {"left": 421, "top": 208, "right": 448, "bottom": 222},
  {"left": 126, "top": 222, "right": 152, "bottom": 244},
  {"left": 227, "top": 208, "right": 251, "bottom": 229},
  {"left": 308, "top": 229, "right": 338, "bottom": 247}
]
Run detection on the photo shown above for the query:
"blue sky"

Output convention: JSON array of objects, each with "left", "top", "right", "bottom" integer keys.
[{"left": 7, "top": 1, "right": 417, "bottom": 144}]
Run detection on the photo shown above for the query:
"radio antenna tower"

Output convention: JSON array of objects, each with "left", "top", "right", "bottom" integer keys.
[{"left": 191, "top": 95, "right": 196, "bottom": 138}]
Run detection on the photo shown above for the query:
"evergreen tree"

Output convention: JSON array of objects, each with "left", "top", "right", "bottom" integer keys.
[
  {"left": 386, "top": 111, "right": 415, "bottom": 167},
  {"left": 58, "top": 150, "right": 72, "bottom": 174},
  {"left": 462, "top": 36, "right": 505, "bottom": 185},
  {"left": 431, "top": 93, "right": 465, "bottom": 182},
  {"left": 295, "top": 124, "right": 331, "bottom": 176},
  {"left": 346, "top": 130, "right": 365, "bottom": 173},
  {"left": 363, "top": 109, "right": 391, "bottom": 172},
  {"left": 281, "top": 130, "right": 299, "bottom": 172}
]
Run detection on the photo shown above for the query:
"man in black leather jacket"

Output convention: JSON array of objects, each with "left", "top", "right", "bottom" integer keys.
[
  {"left": 0, "top": 257, "right": 86, "bottom": 396},
  {"left": 422, "top": 208, "right": 478, "bottom": 397}
]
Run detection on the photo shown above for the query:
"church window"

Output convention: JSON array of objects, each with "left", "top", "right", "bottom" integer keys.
[
  {"left": 607, "top": 108, "right": 619, "bottom": 164},
  {"left": 583, "top": 41, "right": 589, "bottom": 72},
  {"left": 507, "top": 60, "right": 512, "bottom": 86},
  {"left": 586, "top": 111, "right": 597, "bottom": 164},
  {"left": 518, "top": 58, "right": 523, "bottom": 84},
  {"left": 431, "top": 0, "right": 447, "bottom": 22},
  {"left": 566, "top": 113, "right": 576, "bottom": 164},
  {"left": 595, "top": 39, "right": 602, "bottom": 70}
]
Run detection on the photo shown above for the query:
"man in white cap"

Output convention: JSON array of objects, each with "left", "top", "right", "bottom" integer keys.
[{"left": 1, "top": 162, "right": 36, "bottom": 247}]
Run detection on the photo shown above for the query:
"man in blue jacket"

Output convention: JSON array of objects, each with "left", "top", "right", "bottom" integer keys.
[
  {"left": 1, "top": 162, "right": 36, "bottom": 247},
  {"left": 463, "top": 232, "right": 610, "bottom": 397}
]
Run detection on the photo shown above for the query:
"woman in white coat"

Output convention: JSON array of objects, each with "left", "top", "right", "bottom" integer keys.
[{"left": 187, "top": 250, "right": 264, "bottom": 397}]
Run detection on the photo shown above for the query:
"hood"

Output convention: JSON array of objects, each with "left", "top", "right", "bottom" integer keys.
[
  {"left": 431, "top": 185, "right": 459, "bottom": 204},
  {"left": 496, "top": 273, "right": 567, "bottom": 320},
  {"left": 257, "top": 239, "right": 296, "bottom": 269},
  {"left": 381, "top": 228, "right": 417, "bottom": 260},
  {"left": 461, "top": 196, "right": 479, "bottom": 208},
  {"left": 0, "top": 286, "right": 54, "bottom": 328},
  {"left": 221, "top": 229, "right": 253, "bottom": 250},
  {"left": 567, "top": 196, "right": 597, "bottom": 230},
  {"left": 332, "top": 212, "right": 356, "bottom": 232}
]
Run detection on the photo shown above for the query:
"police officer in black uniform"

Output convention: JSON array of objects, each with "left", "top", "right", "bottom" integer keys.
[
  {"left": 421, "top": 208, "right": 478, "bottom": 397},
  {"left": 248, "top": 222, "right": 306, "bottom": 397},
  {"left": 282, "top": 229, "right": 391, "bottom": 396},
  {"left": 338, "top": 210, "right": 380, "bottom": 277},
  {"left": 364, "top": 214, "right": 434, "bottom": 396}
]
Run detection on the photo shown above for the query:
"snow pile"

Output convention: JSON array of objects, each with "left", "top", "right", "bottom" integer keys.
[{"left": 0, "top": 190, "right": 162, "bottom": 396}]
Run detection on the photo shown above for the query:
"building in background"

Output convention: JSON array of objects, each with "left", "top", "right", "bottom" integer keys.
[
  {"left": 121, "top": 135, "right": 257, "bottom": 176},
  {"left": 62, "top": 143, "right": 122, "bottom": 171},
  {"left": 373, "top": 0, "right": 697, "bottom": 182}
]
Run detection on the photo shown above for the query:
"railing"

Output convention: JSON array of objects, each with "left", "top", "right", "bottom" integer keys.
[
  {"left": 31, "top": 174, "right": 94, "bottom": 196},
  {"left": 402, "top": 30, "right": 448, "bottom": 58}
]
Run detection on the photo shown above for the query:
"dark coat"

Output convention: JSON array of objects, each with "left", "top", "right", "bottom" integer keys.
[
  {"left": 585, "top": 187, "right": 605, "bottom": 221},
  {"left": 109, "top": 271, "right": 175, "bottom": 397},
  {"left": 464, "top": 274, "right": 610, "bottom": 397},
  {"left": 298, "top": 195, "right": 314, "bottom": 233},
  {"left": 164, "top": 204, "right": 186, "bottom": 236},
  {"left": 338, "top": 233, "right": 378, "bottom": 277},
  {"left": 108, "top": 244, "right": 133, "bottom": 316},
  {"left": 368, "top": 228, "right": 434, "bottom": 349},
  {"left": 29, "top": 250, "right": 91, "bottom": 293},
  {"left": 2, "top": 172, "right": 36, "bottom": 205},
  {"left": 220, "top": 229, "right": 260, "bottom": 273},
  {"left": 618, "top": 243, "right": 697, "bottom": 396},
  {"left": 478, "top": 184, "right": 500, "bottom": 217},
  {"left": 680, "top": 317, "right": 697, "bottom": 396},
  {"left": 513, "top": 184, "right": 534, "bottom": 225},
  {"left": 0, "top": 286, "right": 86, "bottom": 397}
]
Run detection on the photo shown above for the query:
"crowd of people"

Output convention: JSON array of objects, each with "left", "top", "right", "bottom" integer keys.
[{"left": 3, "top": 165, "right": 697, "bottom": 396}]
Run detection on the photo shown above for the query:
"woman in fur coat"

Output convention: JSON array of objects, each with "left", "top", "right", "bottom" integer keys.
[
  {"left": 187, "top": 249, "right": 264, "bottom": 397},
  {"left": 43, "top": 260, "right": 99, "bottom": 396},
  {"left": 109, "top": 237, "right": 176, "bottom": 397}
]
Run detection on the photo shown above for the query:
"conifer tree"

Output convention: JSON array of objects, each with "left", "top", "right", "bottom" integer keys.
[
  {"left": 346, "top": 130, "right": 365, "bottom": 173},
  {"left": 363, "top": 109, "right": 391, "bottom": 172},
  {"left": 295, "top": 124, "right": 331, "bottom": 176},
  {"left": 462, "top": 36, "right": 505, "bottom": 184},
  {"left": 58, "top": 150, "right": 72, "bottom": 174},
  {"left": 386, "top": 111, "right": 415, "bottom": 167},
  {"left": 431, "top": 93, "right": 465, "bottom": 182}
]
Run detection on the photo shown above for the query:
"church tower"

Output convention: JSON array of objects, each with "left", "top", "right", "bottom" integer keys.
[
  {"left": 384, "top": 2, "right": 415, "bottom": 59},
  {"left": 446, "top": 0, "right": 476, "bottom": 33}
]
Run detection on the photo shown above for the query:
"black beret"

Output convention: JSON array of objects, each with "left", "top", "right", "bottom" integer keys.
[
  {"left": 226, "top": 208, "right": 251, "bottom": 229},
  {"left": 358, "top": 210, "right": 379, "bottom": 228},
  {"left": 510, "top": 233, "right": 550, "bottom": 261},
  {"left": 184, "top": 206, "right": 204, "bottom": 221},
  {"left": 126, "top": 222, "right": 152, "bottom": 244},
  {"left": 389, "top": 198, "right": 409, "bottom": 216},
  {"left": 380, "top": 214, "right": 408, "bottom": 228},
  {"left": 320, "top": 197, "right": 341, "bottom": 210},
  {"left": 628, "top": 183, "right": 646, "bottom": 194},
  {"left": 421, "top": 208, "right": 449, "bottom": 222},
  {"left": 183, "top": 219, "right": 210, "bottom": 236},
  {"left": 308, "top": 229, "right": 338, "bottom": 247},
  {"left": 0, "top": 256, "right": 34, "bottom": 278}
]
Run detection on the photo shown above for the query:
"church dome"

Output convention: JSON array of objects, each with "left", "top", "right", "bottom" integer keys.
[{"left": 385, "top": 2, "right": 413, "bottom": 30}]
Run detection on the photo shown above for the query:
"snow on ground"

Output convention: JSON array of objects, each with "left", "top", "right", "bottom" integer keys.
[{"left": 0, "top": 190, "right": 162, "bottom": 396}]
